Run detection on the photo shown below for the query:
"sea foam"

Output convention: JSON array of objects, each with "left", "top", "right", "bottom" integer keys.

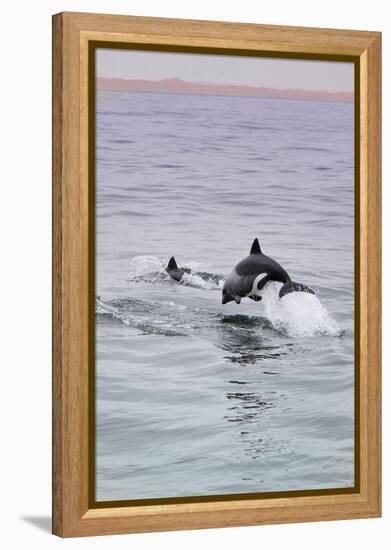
[{"left": 260, "top": 282, "right": 341, "bottom": 337}]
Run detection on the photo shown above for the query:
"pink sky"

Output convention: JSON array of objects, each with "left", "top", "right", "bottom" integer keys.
[{"left": 97, "top": 77, "right": 354, "bottom": 103}]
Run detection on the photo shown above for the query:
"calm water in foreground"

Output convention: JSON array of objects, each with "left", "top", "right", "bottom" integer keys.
[{"left": 95, "top": 90, "right": 355, "bottom": 501}]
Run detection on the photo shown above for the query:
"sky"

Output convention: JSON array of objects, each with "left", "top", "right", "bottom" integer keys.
[{"left": 96, "top": 48, "right": 354, "bottom": 93}]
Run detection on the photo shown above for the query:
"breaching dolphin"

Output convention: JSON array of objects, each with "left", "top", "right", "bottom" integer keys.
[
  {"left": 166, "top": 257, "right": 185, "bottom": 282},
  {"left": 222, "top": 238, "right": 314, "bottom": 305}
]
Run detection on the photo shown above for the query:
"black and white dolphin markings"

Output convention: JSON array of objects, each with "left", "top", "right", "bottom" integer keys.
[
  {"left": 166, "top": 257, "right": 185, "bottom": 282},
  {"left": 222, "top": 238, "right": 315, "bottom": 305}
]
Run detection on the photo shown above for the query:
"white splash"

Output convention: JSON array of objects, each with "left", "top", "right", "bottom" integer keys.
[
  {"left": 260, "top": 282, "right": 341, "bottom": 338},
  {"left": 126, "top": 255, "right": 167, "bottom": 282},
  {"left": 181, "top": 272, "right": 217, "bottom": 290},
  {"left": 126, "top": 255, "right": 223, "bottom": 290}
]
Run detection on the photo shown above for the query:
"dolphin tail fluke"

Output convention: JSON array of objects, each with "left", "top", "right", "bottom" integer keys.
[
  {"left": 167, "top": 256, "right": 178, "bottom": 271},
  {"left": 279, "top": 281, "right": 315, "bottom": 299}
]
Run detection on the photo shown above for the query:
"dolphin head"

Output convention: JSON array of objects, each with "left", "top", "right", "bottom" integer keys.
[
  {"left": 222, "top": 291, "right": 241, "bottom": 304},
  {"left": 222, "top": 279, "right": 242, "bottom": 304},
  {"left": 222, "top": 288, "right": 233, "bottom": 304}
]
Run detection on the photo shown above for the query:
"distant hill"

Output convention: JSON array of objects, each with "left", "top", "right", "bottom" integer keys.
[{"left": 97, "top": 77, "right": 354, "bottom": 103}]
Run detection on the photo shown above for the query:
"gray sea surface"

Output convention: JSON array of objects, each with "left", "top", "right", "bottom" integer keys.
[{"left": 95, "top": 90, "right": 355, "bottom": 501}]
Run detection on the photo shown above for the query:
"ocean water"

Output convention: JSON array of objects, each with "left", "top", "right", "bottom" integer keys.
[{"left": 95, "top": 90, "right": 355, "bottom": 501}]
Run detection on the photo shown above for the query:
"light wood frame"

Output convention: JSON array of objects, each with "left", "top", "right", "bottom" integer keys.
[{"left": 52, "top": 11, "right": 381, "bottom": 537}]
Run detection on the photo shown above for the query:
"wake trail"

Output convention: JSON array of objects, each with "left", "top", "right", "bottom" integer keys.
[
  {"left": 126, "top": 255, "right": 224, "bottom": 290},
  {"left": 98, "top": 256, "right": 342, "bottom": 338}
]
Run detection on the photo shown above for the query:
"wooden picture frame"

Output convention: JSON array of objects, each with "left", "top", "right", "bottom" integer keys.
[{"left": 52, "top": 11, "right": 381, "bottom": 537}]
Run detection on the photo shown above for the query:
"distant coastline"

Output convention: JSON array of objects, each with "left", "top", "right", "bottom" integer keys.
[{"left": 96, "top": 77, "right": 354, "bottom": 103}]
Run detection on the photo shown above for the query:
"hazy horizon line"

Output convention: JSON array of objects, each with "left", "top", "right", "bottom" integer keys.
[{"left": 96, "top": 77, "right": 354, "bottom": 103}]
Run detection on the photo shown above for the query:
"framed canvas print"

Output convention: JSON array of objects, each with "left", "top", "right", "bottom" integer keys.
[{"left": 52, "top": 12, "right": 381, "bottom": 537}]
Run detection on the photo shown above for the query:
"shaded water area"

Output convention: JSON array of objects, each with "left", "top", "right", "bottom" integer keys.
[{"left": 95, "top": 90, "right": 355, "bottom": 501}]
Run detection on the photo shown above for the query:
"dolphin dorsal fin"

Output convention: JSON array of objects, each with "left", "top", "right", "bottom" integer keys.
[
  {"left": 250, "top": 238, "right": 262, "bottom": 255},
  {"left": 167, "top": 256, "right": 178, "bottom": 270}
]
